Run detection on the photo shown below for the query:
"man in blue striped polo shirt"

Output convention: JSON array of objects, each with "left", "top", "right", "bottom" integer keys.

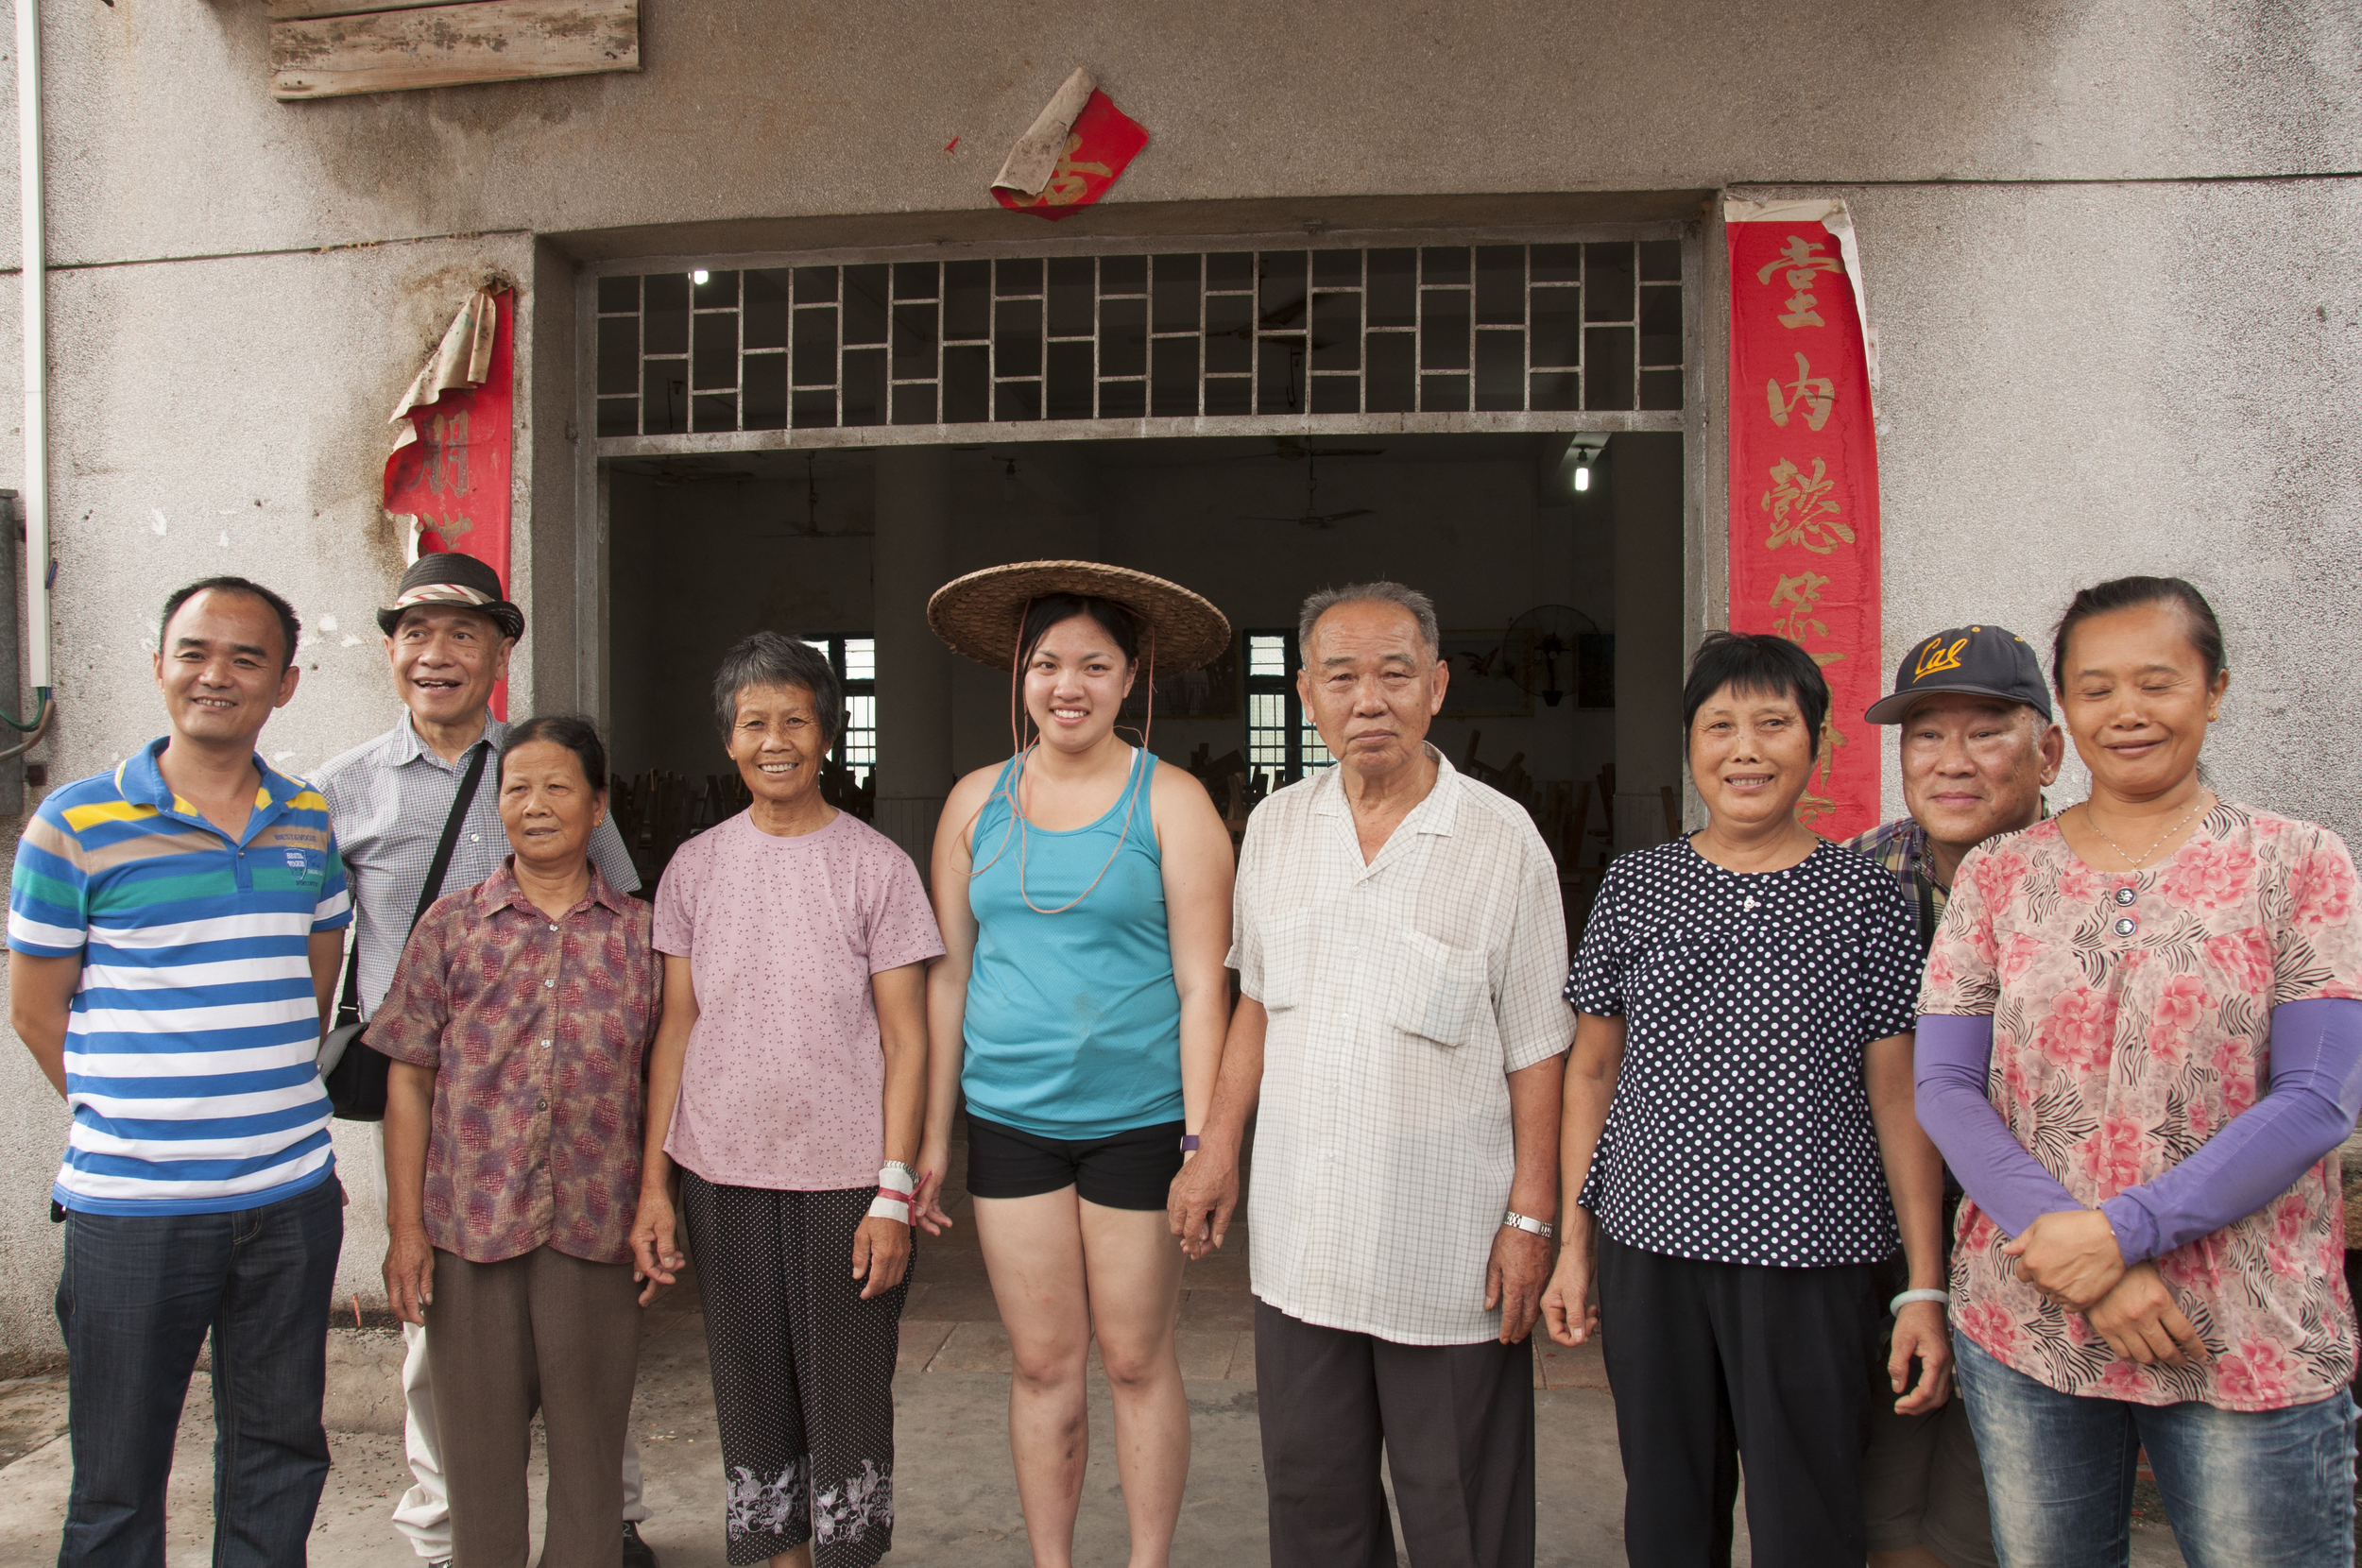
[{"left": 9, "top": 576, "right": 351, "bottom": 1568}]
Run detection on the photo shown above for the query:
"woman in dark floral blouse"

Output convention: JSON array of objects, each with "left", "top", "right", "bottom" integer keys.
[{"left": 374, "top": 715, "right": 662, "bottom": 1568}]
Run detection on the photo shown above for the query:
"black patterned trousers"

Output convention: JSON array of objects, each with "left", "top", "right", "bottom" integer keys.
[{"left": 677, "top": 1172, "right": 908, "bottom": 1568}]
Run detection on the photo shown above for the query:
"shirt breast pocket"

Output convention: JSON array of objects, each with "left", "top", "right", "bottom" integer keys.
[
  {"left": 1260, "top": 911, "right": 1312, "bottom": 1014},
  {"left": 1390, "top": 930, "right": 1496, "bottom": 1050}
]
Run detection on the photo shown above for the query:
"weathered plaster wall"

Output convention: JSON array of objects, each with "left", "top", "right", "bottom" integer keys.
[
  {"left": 24, "top": 2, "right": 2362, "bottom": 264},
  {"left": 0, "top": 0, "right": 2352, "bottom": 1353},
  {"left": 0, "top": 232, "right": 536, "bottom": 1354},
  {"left": 1813, "top": 178, "right": 2362, "bottom": 842}
]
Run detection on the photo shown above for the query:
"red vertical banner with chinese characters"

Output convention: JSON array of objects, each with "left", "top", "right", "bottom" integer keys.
[
  {"left": 384, "top": 288, "right": 514, "bottom": 715},
  {"left": 1725, "top": 203, "right": 1881, "bottom": 839}
]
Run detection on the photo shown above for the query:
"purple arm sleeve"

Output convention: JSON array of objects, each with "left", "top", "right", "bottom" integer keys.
[
  {"left": 1914, "top": 1013, "right": 2084, "bottom": 1237},
  {"left": 2101, "top": 997, "right": 2362, "bottom": 1262}
]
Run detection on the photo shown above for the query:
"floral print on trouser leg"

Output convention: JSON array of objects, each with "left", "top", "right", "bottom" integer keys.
[
  {"left": 727, "top": 1457, "right": 810, "bottom": 1542},
  {"left": 722, "top": 1457, "right": 896, "bottom": 1551},
  {"left": 813, "top": 1459, "right": 893, "bottom": 1544}
]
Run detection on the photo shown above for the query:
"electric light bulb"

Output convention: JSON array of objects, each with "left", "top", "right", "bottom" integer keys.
[
  {"left": 1573, "top": 465, "right": 1591, "bottom": 492},
  {"left": 692, "top": 269, "right": 710, "bottom": 285}
]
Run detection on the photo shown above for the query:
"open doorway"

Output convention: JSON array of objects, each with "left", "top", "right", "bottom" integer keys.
[{"left": 600, "top": 428, "right": 1684, "bottom": 931}]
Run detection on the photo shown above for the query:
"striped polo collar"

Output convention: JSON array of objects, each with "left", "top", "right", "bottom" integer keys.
[{"left": 113, "top": 736, "right": 311, "bottom": 827}]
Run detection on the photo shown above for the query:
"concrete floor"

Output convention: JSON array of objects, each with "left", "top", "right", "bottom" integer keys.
[{"left": 0, "top": 1140, "right": 2191, "bottom": 1566}]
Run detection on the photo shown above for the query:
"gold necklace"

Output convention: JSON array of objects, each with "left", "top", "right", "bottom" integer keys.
[{"left": 2082, "top": 792, "right": 2209, "bottom": 871}]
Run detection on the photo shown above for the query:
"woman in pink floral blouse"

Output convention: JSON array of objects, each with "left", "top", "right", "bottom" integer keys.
[{"left": 1916, "top": 576, "right": 2362, "bottom": 1565}]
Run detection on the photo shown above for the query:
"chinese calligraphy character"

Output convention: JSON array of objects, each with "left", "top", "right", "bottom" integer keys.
[
  {"left": 1766, "top": 352, "right": 1835, "bottom": 431},
  {"left": 1794, "top": 717, "right": 1847, "bottom": 827},
  {"left": 1755, "top": 235, "right": 1842, "bottom": 329},
  {"left": 420, "top": 409, "right": 471, "bottom": 498},
  {"left": 1006, "top": 133, "right": 1112, "bottom": 210},
  {"left": 1767, "top": 571, "right": 1832, "bottom": 645},
  {"left": 1763, "top": 457, "right": 1854, "bottom": 554}
]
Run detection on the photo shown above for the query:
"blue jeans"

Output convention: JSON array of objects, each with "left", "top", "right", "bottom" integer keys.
[
  {"left": 55, "top": 1174, "right": 344, "bottom": 1568},
  {"left": 1955, "top": 1333, "right": 2356, "bottom": 1567}
]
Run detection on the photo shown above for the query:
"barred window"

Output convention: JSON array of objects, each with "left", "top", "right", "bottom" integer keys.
[
  {"left": 795, "top": 635, "right": 878, "bottom": 790},
  {"left": 1245, "top": 631, "right": 1333, "bottom": 787}
]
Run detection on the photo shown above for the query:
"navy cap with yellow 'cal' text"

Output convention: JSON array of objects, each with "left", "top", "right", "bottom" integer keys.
[{"left": 1864, "top": 624, "right": 2053, "bottom": 724}]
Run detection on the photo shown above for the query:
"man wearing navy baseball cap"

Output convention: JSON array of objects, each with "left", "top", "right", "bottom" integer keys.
[{"left": 1846, "top": 623, "right": 2062, "bottom": 1568}]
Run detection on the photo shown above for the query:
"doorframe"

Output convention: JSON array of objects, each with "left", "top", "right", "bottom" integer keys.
[{"left": 557, "top": 216, "right": 1720, "bottom": 736}]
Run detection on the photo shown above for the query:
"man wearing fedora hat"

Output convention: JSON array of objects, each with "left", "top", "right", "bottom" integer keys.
[
  {"left": 1844, "top": 622, "right": 2062, "bottom": 1568},
  {"left": 315, "top": 553, "right": 655, "bottom": 1568}
]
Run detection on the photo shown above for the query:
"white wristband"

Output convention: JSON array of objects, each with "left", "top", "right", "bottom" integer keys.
[
  {"left": 1891, "top": 1288, "right": 1950, "bottom": 1315},
  {"left": 867, "top": 1195, "right": 911, "bottom": 1224}
]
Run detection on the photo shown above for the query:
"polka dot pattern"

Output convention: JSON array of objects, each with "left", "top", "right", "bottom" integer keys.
[
  {"left": 1566, "top": 837, "right": 1921, "bottom": 1268},
  {"left": 678, "top": 1174, "right": 905, "bottom": 1568}
]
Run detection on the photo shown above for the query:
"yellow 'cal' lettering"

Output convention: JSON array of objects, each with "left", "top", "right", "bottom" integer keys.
[{"left": 1913, "top": 638, "right": 1968, "bottom": 678}]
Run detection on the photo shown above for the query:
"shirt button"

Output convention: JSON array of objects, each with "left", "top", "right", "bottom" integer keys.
[
  {"left": 544, "top": 979, "right": 555, "bottom": 988},
  {"left": 541, "top": 1039, "right": 553, "bottom": 1049},
  {"left": 2114, "top": 887, "right": 2136, "bottom": 906},
  {"left": 549, "top": 923, "right": 558, "bottom": 932},
  {"left": 2114, "top": 916, "right": 2137, "bottom": 936},
  {"left": 470, "top": 833, "right": 481, "bottom": 843},
  {"left": 537, "top": 1098, "right": 549, "bottom": 1111}
]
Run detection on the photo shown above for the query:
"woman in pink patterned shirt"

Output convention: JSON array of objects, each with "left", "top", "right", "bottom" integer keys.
[
  {"left": 1916, "top": 576, "right": 2362, "bottom": 1565},
  {"left": 376, "top": 715, "right": 662, "bottom": 1568}
]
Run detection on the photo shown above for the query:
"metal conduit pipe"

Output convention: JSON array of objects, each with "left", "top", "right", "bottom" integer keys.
[{"left": 14, "top": 0, "right": 52, "bottom": 736}]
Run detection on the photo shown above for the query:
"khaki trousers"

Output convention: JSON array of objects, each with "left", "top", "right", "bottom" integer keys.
[{"left": 424, "top": 1246, "right": 642, "bottom": 1568}]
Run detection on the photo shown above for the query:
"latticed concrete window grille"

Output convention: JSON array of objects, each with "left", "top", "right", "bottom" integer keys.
[{"left": 595, "top": 243, "right": 1684, "bottom": 438}]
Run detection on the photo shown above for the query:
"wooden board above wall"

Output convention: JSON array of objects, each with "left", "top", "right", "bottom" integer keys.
[{"left": 270, "top": 0, "right": 640, "bottom": 100}]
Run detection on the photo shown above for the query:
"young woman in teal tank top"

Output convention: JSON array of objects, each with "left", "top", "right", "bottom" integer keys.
[{"left": 916, "top": 570, "right": 1236, "bottom": 1568}]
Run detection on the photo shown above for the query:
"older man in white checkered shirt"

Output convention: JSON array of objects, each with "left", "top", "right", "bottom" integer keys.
[{"left": 1170, "top": 582, "right": 1572, "bottom": 1568}]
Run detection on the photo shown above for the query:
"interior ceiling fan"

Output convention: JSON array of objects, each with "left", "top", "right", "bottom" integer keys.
[
  {"left": 1236, "top": 437, "right": 1384, "bottom": 528},
  {"left": 1505, "top": 604, "right": 1600, "bottom": 707}
]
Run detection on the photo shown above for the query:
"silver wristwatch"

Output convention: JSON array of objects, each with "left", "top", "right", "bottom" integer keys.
[{"left": 1501, "top": 1210, "right": 1554, "bottom": 1238}]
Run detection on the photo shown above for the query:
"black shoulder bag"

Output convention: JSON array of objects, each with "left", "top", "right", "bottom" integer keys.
[{"left": 319, "top": 742, "right": 490, "bottom": 1121}]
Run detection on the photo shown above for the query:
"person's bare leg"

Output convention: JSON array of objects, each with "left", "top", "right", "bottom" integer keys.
[
  {"left": 1079, "top": 1199, "right": 1188, "bottom": 1568},
  {"left": 769, "top": 1544, "right": 813, "bottom": 1568},
  {"left": 977, "top": 1187, "right": 1093, "bottom": 1568}
]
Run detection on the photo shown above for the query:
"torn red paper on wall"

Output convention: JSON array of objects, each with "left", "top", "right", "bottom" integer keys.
[
  {"left": 1724, "top": 201, "right": 1881, "bottom": 839},
  {"left": 992, "top": 87, "right": 1147, "bottom": 220},
  {"left": 384, "top": 286, "right": 515, "bottom": 714}
]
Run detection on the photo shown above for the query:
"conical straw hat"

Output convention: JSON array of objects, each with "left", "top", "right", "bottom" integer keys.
[{"left": 926, "top": 560, "right": 1232, "bottom": 672}]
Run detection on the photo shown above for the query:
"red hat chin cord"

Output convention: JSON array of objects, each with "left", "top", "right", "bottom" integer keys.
[{"left": 965, "top": 599, "right": 1154, "bottom": 915}]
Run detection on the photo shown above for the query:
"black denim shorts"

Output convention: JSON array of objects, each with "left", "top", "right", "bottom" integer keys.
[{"left": 964, "top": 1112, "right": 1186, "bottom": 1211}]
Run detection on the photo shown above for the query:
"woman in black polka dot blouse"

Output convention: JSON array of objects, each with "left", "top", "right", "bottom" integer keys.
[{"left": 1539, "top": 632, "right": 1950, "bottom": 1563}]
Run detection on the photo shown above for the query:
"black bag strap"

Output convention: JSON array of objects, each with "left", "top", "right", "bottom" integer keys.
[
  {"left": 413, "top": 740, "right": 492, "bottom": 930},
  {"left": 332, "top": 738, "right": 491, "bottom": 1028}
]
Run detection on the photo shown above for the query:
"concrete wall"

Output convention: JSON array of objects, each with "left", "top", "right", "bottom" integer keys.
[{"left": 0, "top": 0, "right": 2349, "bottom": 1352}]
